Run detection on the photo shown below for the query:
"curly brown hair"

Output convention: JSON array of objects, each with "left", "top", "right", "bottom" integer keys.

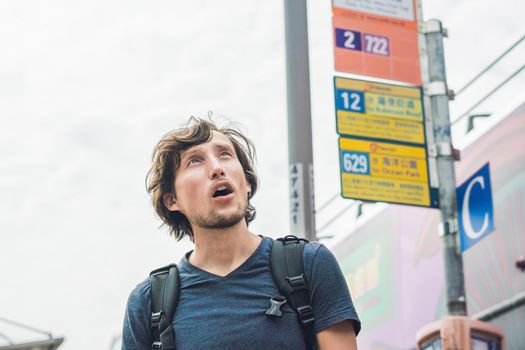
[{"left": 146, "top": 117, "right": 258, "bottom": 241}]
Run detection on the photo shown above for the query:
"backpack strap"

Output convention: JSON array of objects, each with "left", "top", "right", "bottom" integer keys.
[
  {"left": 149, "top": 264, "right": 180, "bottom": 350},
  {"left": 270, "top": 235, "right": 316, "bottom": 349}
]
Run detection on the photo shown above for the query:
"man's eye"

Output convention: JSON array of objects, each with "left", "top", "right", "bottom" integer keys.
[
  {"left": 188, "top": 158, "right": 201, "bottom": 165},
  {"left": 220, "top": 151, "right": 232, "bottom": 157}
]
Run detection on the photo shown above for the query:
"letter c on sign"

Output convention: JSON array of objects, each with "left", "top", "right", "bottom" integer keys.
[{"left": 462, "top": 175, "right": 489, "bottom": 239}]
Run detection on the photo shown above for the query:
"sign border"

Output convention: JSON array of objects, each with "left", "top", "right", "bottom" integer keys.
[{"left": 333, "top": 76, "right": 429, "bottom": 147}]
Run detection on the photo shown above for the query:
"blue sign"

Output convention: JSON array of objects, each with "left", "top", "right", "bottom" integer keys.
[
  {"left": 335, "top": 28, "right": 362, "bottom": 52},
  {"left": 340, "top": 150, "right": 370, "bottom": 175},
  {"left": 335, "top": 89, "right": 365, "bottom": 113},
  {"left": 457, "top": 163, "right": 495, "bottom": 252}
]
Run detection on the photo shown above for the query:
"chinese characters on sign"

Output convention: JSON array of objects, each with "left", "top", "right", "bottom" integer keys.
[
  {"left": 334, "top": 77, "right": 436, "bottom": 207},
  {"left": 334, "top": 77, "right": 425, "bottom": 144},
  {"left": 330, "top": 1, "right": 434, "bottom": 208},
  {"left": 333, "top": 0, "right": 415, "bottom": 21},
  {"left": 339, "top": 138, "right": 432, "bottom": 206}
]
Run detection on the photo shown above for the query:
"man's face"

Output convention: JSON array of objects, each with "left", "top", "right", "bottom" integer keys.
[{"left": 165, "top": 131, "right": 251, "bottom": 231}]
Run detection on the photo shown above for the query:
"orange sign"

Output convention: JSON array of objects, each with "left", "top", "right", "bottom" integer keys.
[{"left": 332, "top": 0, "right": 421, "bottom": 85}]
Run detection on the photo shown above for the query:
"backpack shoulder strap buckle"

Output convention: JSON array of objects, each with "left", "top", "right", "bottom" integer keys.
[
  {"left": 151, "top": 311, "right": 162, "bottom": 328},
  {"left": 286, "top": 274, "right": 307, "bottom": 291},
  {"left": 296, "top": 305, "right": 315, "bottom": 325}
]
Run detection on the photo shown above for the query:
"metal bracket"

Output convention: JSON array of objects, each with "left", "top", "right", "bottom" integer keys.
[
  {"left": 421, "top": 19, "right": 448, "bottom": 37},
  {"left": 427, "top": 142, "right": 452, "bottom": 157},
  {"left": 424, "top": 82, "right": 454, "bottom": 100},
  {"left": 424, "top": 81, "right": 447, "bottom": 96},
  {"left": 447, "top": 89, "right": 455, "bottom": 100},
  {"left": 438, "top": 218, "right": 458, "bottom": 237},
  {"left": 437, "top": 142, "right": 452, "bottom": 156},
  {"left": 516, "top": 256, "right": 525, "bottom": 272},
  {"left": 452, "top": 146, "right": 461, "bottom": 161}
]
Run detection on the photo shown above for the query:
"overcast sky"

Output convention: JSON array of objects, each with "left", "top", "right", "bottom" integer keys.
[{"left": 0, "top": 1, "right": 523, "bottom": 349}]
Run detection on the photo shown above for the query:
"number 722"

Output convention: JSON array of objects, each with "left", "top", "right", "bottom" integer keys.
[{"left": 335, "top": 28, "right": 390, "bottom": 56}]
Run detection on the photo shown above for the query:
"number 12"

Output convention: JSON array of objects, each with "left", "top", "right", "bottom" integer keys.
[{"left": 337, "top": 89, "right": 365, "bottom": 113}]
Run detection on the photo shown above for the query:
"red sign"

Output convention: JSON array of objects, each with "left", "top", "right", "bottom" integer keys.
[{"left": 332, "top": 0, "right": 421, "bottom": 85}]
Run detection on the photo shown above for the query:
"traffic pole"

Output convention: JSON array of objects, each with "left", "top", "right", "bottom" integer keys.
[
  {"left": 283, "top": 0, "right": 316, "bottom": 241},
  {"left": 423, "top": 19, "right": 467, "bottom": 315}
]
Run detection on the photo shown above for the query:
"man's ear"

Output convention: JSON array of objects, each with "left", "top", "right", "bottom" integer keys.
[{"left": 163, "top": 193, "right": 180, "bottom": 212}]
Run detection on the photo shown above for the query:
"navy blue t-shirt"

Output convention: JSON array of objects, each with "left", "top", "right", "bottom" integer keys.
[{"left": 122, "top": 237, "right": 360, "bottom": 349}]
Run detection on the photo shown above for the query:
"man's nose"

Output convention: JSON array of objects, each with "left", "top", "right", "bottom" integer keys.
[{"left": 208, "top": 158, "right": 225, "bottom": 179}]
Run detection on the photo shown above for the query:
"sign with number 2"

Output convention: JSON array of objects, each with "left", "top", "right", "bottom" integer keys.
[{"left": 332, "top": 0, "right": 421, "bottom": 84}]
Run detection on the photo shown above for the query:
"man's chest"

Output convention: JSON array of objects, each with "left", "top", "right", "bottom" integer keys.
[{"left": 172, "top": 271, "right": 307, "bottom": 349}]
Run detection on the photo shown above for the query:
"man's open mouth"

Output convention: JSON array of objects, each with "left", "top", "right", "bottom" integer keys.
[{"left": 213, "top": 186, "right": 233, "bottom": 198}]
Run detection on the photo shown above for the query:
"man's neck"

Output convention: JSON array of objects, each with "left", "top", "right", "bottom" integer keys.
[{"left": 189, "top": 221, "right": 261, "bottom": 277}]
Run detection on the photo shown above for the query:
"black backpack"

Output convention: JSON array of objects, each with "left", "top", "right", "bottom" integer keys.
[{"left": 149, "top": 235, "right": 316, "bottom": 350}]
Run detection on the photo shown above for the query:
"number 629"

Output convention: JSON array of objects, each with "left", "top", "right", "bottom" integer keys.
[{"left": 341, "top": 151, "right": 370, "bottom": 175}]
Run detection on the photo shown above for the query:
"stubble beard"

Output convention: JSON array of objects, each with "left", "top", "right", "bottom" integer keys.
[{"left": 193, "top": 201, "right": 247, "bottom": 230}]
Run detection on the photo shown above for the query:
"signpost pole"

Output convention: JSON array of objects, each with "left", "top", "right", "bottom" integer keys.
[
  {"left": 283, "top": 0, "right": 316, "bottom": 241},
  {"left": 423, "top": 19, "right": 467, "bottom": 315}
]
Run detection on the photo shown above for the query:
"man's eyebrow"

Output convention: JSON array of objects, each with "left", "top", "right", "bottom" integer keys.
[
  {"left": 180, "top": 148, "right": 202, "bottom": 162},
  {"left": 214, "top": 142, "right": 235, "bottom": 153}
]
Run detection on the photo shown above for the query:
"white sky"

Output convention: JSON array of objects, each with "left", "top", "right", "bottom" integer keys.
[{"left": 0, "top": 1, "right": 523, "bottom": 349}]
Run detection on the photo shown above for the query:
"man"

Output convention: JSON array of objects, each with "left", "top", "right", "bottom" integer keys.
[{"left": 122, "top": 117, "right": 360, "bottom": 349}]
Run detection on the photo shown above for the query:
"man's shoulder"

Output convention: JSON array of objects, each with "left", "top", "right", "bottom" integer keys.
[
  {"left": 126, "top": 277, "right": 151, "bottom": 308},
  {"left": 302, "top": 240, "right": 338, "bottom": 271},
  {"left": 122, "top": 278, "right": 154, "bottom": 348},
  {"left": 303, "top": 239, "right": 324, "bottom": 256}
]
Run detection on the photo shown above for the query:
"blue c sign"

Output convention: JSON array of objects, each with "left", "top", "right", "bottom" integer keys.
[{"left": 457, "top": 163, "right": 494, "bottom": 252}]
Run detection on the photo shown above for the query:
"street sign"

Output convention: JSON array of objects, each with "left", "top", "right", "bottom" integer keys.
[
  {"left": 457, "top": 163, "right": 495, "bottom": 252},
  {"left": 332, "top": 0, "right": 421, "bottom": 84},
  {"left": 334, "top": 77, "right": 425, "bottom": 144},
  {"left": 339, "top": 137, "right": 437, "bottom": 207}
]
